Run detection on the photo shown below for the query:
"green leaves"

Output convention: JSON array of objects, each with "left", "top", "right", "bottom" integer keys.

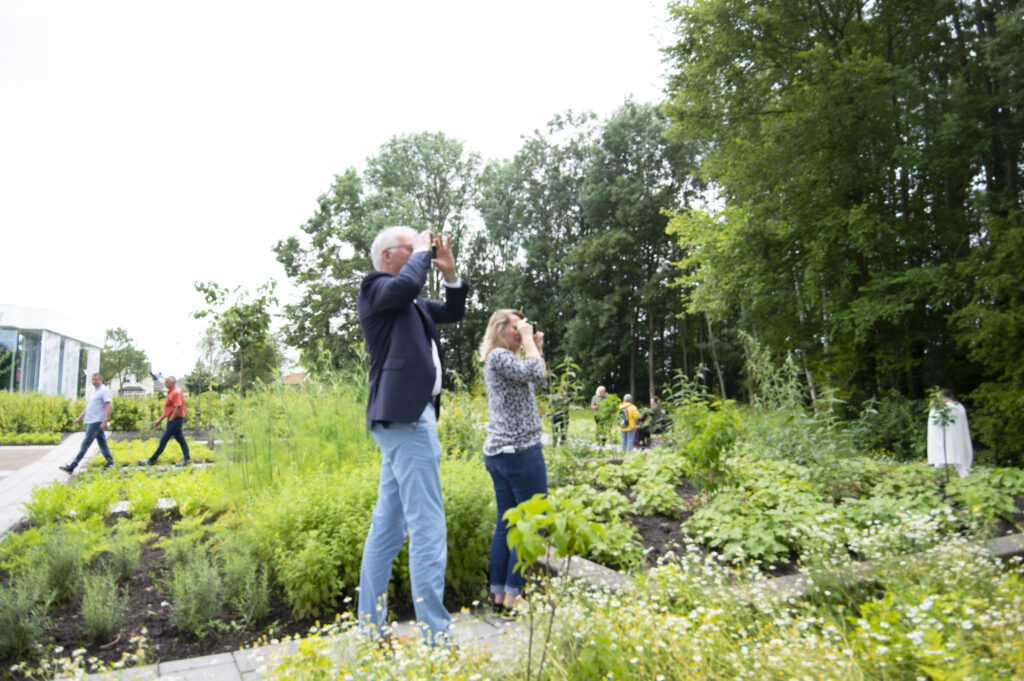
[{"left": 503, "top": 493, "right": 606, "bottom": 577}]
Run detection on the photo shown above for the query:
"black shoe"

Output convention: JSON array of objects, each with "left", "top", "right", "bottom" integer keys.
[
  {"left": 59, "top": 464, "right": 74, "bottom": 474},
  {"left": 137, "top": 459, "right": 154, "bottom": 467},
  {"left": 103, "top": 462, "right": 114, "bottom": 469},
  {"left": 173, "top": 460, "right": 191, "bottom": 467}
]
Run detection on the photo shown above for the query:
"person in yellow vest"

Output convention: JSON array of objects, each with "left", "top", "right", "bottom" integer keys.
[{"left": 617, "top": 394, "right": 641, "bottom": 452}]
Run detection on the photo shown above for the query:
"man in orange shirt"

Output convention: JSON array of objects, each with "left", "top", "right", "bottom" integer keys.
[{"left": 140, "top": 376, "right": 191, "bottom": 466}]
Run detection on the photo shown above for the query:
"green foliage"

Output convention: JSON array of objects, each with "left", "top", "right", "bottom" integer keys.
[
  {"left": 100, "top": 328, "right": 150, "bottom": 394},
  {"left": 0, "top": 392, "right": 81, "bottom": 435},
  {"left": 193, "top": 280, "right": 280, "bottom": 394},
  {"left": 0, "top": 431, "right": 62, "bottom": 445},
  {"left": 505, "top": 492, "right": 606, "bottom": 575},
  {"left": 168, "top": 554, "right": 224, "bottom": 638},
  {"left": 440, "top": 459, "right": 494, "bottom": 602},
  {"left": 853, "top": 390, "right": 929, "bottom": 462},
  {"left": 0, "top": 576, "right": 49, "bottom": 659},
  {"left": 437, "top": 391, "right": 486, "bottom": 460},
  {"left": 100, "top": 518, "right": 151, "bottom": 584},
  {"left": 219, "top": 540, "right": 270, "bottom": 626},
  {"left": 679, "top": 398, "right": 741, "bottom": 492},
  {"left": 275, "top": 531, "right": 341, "bottom": 620},
  {"left": 107, "top": 396, "right": 160, "bottom": 432},
  {"left": 80, "top": 570, "right": 126, "bottom": 640},
  {"left": 214, "top": 380, "right": 370, "bottom": 496},
  {"left": 156, "top": 514, "right": 213, "bottom": 567},
  {"left": 23, "top": 522, "right": 99, "bottom": 603},
  {"left": 686, "top": 460, "right": 831, "bottom": 564},
  {"left": 24, "top": 482, "right": 74, "bottom": 525},
  {"left": 948, "top": 467, "right": 1024, "bottom": 528}
]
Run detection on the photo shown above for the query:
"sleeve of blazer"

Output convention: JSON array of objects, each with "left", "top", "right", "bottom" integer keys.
[
  {"left": 361, "top": 252, "right": 431, "bottom": 314},
  {"left": 423, "top": 281, "right": 470, "bottom": 325}
]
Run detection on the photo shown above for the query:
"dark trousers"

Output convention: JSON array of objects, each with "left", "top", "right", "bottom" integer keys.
[
  {"left": 70, "top": 422, "right": 114, "bottom": 468},
  {"left": 149, "top": 417, "right": 190, "bottom": 463},
  {"left": 484, "top": 443, "right": 548, "bottom": 595}
]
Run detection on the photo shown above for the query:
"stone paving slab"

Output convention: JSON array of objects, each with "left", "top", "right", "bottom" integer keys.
[{"left": 0, "top": 433, "right": 84, "bottom": 536}]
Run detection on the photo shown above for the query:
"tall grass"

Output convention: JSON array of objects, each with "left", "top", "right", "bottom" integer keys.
[{"left": 214, "top": 379, "right": 374, "bottom": 496}]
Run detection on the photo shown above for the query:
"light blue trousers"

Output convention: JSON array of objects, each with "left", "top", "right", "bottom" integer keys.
[{"left": 358, "top": 403, "right": 450, "bottom": 643}]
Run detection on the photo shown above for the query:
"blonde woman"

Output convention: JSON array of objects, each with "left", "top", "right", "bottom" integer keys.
[{"left": 479, "top": 309, "right": 547, "bottom": 613}]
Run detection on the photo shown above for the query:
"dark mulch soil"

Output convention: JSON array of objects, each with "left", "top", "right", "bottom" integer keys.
[{"left": 1, "top": 508, "right": 429, "bottom": 680}]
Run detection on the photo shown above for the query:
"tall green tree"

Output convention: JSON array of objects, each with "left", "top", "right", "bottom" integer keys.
[
  {"left": 473, "top": 106, "right": 699, "bottom": 396},
  {"left": 275, "top": 132, "right": 481, "bottom": 378},
  {"left": 664, "top": 0, "right": 1023, "bottom": 459},
  {"left": 193, "top": 281, "right": 279, "bottom": 394},
  {"left": 99, "top": 328, "right": 149, "bottom": 394}
]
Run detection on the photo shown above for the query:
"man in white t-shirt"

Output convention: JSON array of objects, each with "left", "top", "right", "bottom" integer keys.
[{"left": 60, "top": 373, "right": 114, "bottom": 473}]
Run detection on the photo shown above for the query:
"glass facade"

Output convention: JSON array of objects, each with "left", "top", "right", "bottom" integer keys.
[
  {"left": 0, "top": 328, "right": 16, "bottom": 391},
  {"left": 0, "top": 325, "right": 97, "bottom": 396}
]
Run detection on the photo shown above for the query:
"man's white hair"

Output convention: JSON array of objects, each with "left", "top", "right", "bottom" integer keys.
[
  {"left": 165, "top": 376, "right": 177, "bottom": 383},
  {"left": 371, "top": 226, "right": 419, "bottom": 271}
]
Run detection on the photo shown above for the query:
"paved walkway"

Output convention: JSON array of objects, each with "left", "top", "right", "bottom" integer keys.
[{"left": 0, "top": 433, "right": 86, "bottom": 536}]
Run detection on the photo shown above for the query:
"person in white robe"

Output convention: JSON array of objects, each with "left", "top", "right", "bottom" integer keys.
[{"left": 927, "top": 388, "right": 973, "bottom": 478}]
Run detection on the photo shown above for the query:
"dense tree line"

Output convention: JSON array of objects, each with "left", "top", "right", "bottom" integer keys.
[
  {"left": 663, "top": 0, "right": 1023, "bottom": 462},
  {"left": 273, "top": 0, "right": 1022, "bottom": 464},
  {"left": 274, "top": 108, "right": 704, "bottom": 403}
]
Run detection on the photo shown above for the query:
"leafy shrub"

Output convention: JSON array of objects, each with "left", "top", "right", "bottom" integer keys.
[
  {"left": 0, "top": 432, "right": 62, "bottom": 445},
  {"left": 0, "top": 392, "right": 81, "bottom": 434},
  {"left": 220, "top": 540, "right": 270, "bottom": 625},
  {"left": 947, "top": 466, "right": 1024, "bottom": 528},
  {"left": 21, "top": 523, "right": 101, "bottom": 603},
  {"left": 441, "top": 459, "right": 495, "bottom": 602},
  {"left": 157, "top": 515, "right": 212, "bottom": 567},
  {"left": 168, "top": 554, "right": 224, "bottom": 637},
  {"left": 0, "top": 576, "right": 49, "bottom": 659},
  {"left": 853, "top": 390, "right": 928, "bottom": 462},
  {"left": 679, "top": 399, "right": 741, "bottom": 492},
  {"left": 248, "top": 455, "right": 493, "bottom": 619},
  {"left": 80, "top": 570, "right": 126, "bottom": 640},
  {"left": 275, "top": 531, "right": 341, "bottom": 619},
  {"left": 101, "top": 518, "right": 151, "bottom": 583},
  {"left": 438, "top": 392, "right": 486, "bottom": 459},
  {"left": 24, "top": 482, "right": 74, "bottom": 526},
  {"left": 685, "top": 459, "right": 831, "bottom": 564}
]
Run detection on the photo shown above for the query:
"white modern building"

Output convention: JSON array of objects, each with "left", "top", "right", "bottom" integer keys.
[{"left": 0, "top": 305, "right": 103, "bottom": 398}]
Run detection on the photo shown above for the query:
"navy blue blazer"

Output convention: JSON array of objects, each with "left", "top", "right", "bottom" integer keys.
[{"left": 358, "top": 250, "right": 469, "bottom": 429}]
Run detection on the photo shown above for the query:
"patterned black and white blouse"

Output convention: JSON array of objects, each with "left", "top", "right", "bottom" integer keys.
[{"left": 482, "top": 348, "right": 546, "bottom": 456}]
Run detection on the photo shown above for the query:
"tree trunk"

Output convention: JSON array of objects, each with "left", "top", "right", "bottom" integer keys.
[
  {"left": 706, "top": 313, "right": 727, "bottom": 399},
  {"left": 647, "top": 313, "right": 655, "bottom": 399}
]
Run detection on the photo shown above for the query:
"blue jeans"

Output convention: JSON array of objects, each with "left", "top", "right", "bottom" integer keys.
[
  {"left": 484, "top": 442, "right": 547, "bottom": 596},
  {"left": 358, "top": 403, "right": 449, "bottom": 643},
  {"left": 149, "top": 417, "right": 190, "bottom": 463},
  {"left": 621, "top": 429, "right": 636, "bottom": 452},
  {"left": 70, "top": 422, "right": 114, "bottom": 468}
]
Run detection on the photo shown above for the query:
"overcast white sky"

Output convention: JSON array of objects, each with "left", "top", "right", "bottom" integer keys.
[{"left": 1, "top": 0, "right": 674, "bottom": 378}]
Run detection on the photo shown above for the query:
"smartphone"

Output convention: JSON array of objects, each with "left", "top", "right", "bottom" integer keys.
[{"left": 431, "top": 245, "right": 437, "bottom": 258}]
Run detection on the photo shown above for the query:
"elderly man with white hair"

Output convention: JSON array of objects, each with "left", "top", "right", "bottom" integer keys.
[{"left": 139, "top": 375, "right": 191, "bottom": 466}]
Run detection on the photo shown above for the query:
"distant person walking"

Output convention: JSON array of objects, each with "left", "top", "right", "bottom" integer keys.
[
  {"left": 479, "top": 309, "right": 547, "bottom": 614},
  {"left": 140, "top": 376, "right": 190, "bottom": 466},
  {"left": 591, "top": 385, "right": 609, "bottom": 444},
  {"left": 60, "top": 372, "right": 114, "bottom": 473},
  {"left": 927, "top": 388, "right": 973, "bottom": 478},
  {"left": 636, "top": 395, "right": 666, "bottom": 448},
  {"left": 617, "top": 394, "right": 641, "bottom": 452}
]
